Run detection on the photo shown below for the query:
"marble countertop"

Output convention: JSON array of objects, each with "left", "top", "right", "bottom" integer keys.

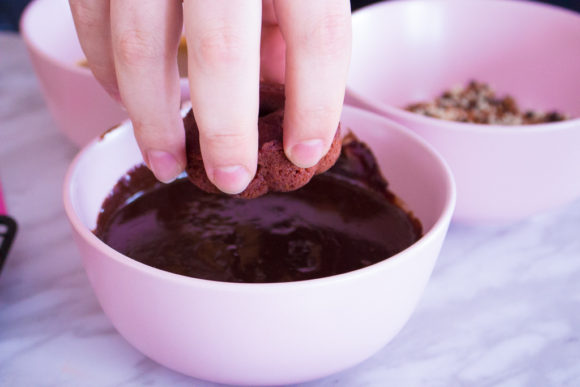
[{"left": 1, "top": 32, "right": 579, "bottom": 387}]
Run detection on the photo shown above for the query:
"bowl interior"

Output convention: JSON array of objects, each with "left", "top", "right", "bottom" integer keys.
[
  {"left": 349, "top": 0, "right": 580, "bottom": 116},
  {"left": 67, "top": 106, "right": 454, "bottom": 249},
  {"left": 22, "top": 0, "right": 86, "bottom": 71},
  {"left": 69, "top": 126, "right": 143, "bottom": 231},
  {"left": 340, "top": 108, "right": 454, "bottom": 232},
  {"left": 22, "top": 0, "right": 191, "bottom": 79}
]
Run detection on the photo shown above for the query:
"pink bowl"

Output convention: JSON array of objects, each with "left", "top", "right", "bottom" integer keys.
[
  {"left": 63, "top": 106, "right": 455, "bottom": 385},
  {"left": 346, "top": 0, "right": 580, "bottom": 223},
  {"left": 20, "top": 0, "right": 189, "bottom": 147}
]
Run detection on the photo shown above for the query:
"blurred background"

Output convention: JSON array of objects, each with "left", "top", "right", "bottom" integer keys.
[
  {"left": 350, "top": 0, "right": 580, "bottom": 14},
  {"left": 1, "top": 0, "right": 579, "bottom": 31}
]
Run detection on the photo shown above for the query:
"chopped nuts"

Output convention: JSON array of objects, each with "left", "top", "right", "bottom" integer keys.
[{"left": 405, "top": 81, "right": 569, "bottom": 125}]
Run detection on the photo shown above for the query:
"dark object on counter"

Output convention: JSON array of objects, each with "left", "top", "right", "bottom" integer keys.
[
  {"left": 94, "top": 134, "right": 422, "bottom": 283},
  {"left": 406, "top": 80, "right": 569, "bottom": 125},
  {"left": 0, "top": 181, "right": 18, "bottom": 275},
  {"left": 184, "top": 83, "right": 342, "bottom": 199}
]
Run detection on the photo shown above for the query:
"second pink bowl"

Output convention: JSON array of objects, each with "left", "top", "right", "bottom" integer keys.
[
  {"left": 21, "top": 0, "right": 190, "bottom": 146},
  {"left": 346, "top": 0, "right": 580, "bottom": 223}
]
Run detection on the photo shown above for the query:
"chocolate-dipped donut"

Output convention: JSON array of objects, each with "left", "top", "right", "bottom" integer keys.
[{"left": 184, "top": 83, "right": 342, "bottom": 199}]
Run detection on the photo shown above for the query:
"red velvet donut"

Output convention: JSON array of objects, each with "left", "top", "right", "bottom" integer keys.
[{"left": 184, "top": 83, "right": 342, "bottom": 199}]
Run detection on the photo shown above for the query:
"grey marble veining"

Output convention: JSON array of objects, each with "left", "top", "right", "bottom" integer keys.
[{"left": 1, "top": 33, "right": 579, "bottom": 387}]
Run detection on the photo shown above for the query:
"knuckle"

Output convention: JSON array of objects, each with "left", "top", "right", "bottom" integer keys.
[
  {"left": 115, "top": 29, "right": 162, "bottom": 65},
  {"left": 194, "top": 27, "right": 245, "bottom": 68},
  {"left": 298, "top": 105, "right": 338, "bottom": 127},
  {"left": 292, "top": 104, "right": 340, "bottom": 139},
  {"left": 202, "top": 130, "right": 253, "bottom": 150},
  {"left": 133, "top": 119, "right": 179, "bottom": 149},
  {"left": 307, "top": 12, "right": 350, "bottom": 58},
  {"left": 132, "top": 119, "right": 159, "bottom": 139}
]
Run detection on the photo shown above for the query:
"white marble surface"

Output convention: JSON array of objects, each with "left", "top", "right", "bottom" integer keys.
[{"left": 1, "top": 32, "right": 579, "bottom": 387}]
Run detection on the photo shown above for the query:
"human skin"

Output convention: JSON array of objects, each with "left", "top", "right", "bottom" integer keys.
[{"left": 68, "top": 0, "right": 352, "bottom": 194}]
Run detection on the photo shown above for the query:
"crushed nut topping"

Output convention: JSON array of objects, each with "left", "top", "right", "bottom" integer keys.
[{"left": 405, "top": 81, "right": 569, "bottom": 125}]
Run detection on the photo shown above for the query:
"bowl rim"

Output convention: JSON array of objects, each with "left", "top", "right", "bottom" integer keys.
[
  {"left": 348, "top": 0, "right": 580, "bottom": 134},
  {"left": 346, "top": 89, "right": 580, "bottom": 135},
  {"left": 62, "top": 105, "right": 456, "bottom": 290},
  {"left": 353, "top": 0, "right": 580, "bottom": 19}
]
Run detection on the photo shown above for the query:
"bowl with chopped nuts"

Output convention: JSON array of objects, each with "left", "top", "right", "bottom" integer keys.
[
  {"left": 346, "top": 0, "right": 580, "bottom": 223},
  {"left": 21, "top": 0, "right": 190, "bottom": 147}
]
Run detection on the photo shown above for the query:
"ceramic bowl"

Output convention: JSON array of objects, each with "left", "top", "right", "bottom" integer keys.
[
  {"left": 20, "top": 0, "right": 189, "bottom": 147},
  {"left": 346, "top": 0, "right": 580, "bottom": 223},
  {"left": 63, "top": 106, "right": 455, "bottom": 385}
]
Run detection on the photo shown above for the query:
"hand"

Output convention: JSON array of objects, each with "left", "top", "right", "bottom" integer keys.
[{"left": 69, "top": 0, "right": 351, "bottom": 194}]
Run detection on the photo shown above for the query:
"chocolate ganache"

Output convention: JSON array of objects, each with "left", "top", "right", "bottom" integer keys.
[{"left": 94, "top": 134, "right": 422, "bottom": 283}]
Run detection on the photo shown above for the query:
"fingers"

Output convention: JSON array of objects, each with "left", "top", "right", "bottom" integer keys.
[
  {"left": 274, "top": 0, "right": 351, "bottom": 168},
  {"left": 184, "top": 0, "right": 261, "bottom": 194},
  {"left": 69, "top": 0, "right": 119, "bottom": 100},
  {"left": 110, "top": 0, "right": 185, "bottom": 183},
  {"left": 71, "top": 0, "right": 349, "bottom": 191}
]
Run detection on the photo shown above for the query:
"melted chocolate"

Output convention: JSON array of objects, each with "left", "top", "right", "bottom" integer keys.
[{"left": 94, "top": 136, "right": 422, "bottom": 283}]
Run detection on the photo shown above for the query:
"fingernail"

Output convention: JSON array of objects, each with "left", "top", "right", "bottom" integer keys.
[
  {"left": 146, "top": 150, "right": 182, "bottom": 183},
  {"left": 212, "top": 165, "right": 252, "bottom": 194},
  {"left": 287, "top": 139, "right": 325, "bottom": 168}
]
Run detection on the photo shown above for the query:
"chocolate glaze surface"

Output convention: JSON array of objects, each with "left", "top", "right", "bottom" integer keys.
[{"left": 95, "top": 136, "right": 422, "bottom": 283}]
